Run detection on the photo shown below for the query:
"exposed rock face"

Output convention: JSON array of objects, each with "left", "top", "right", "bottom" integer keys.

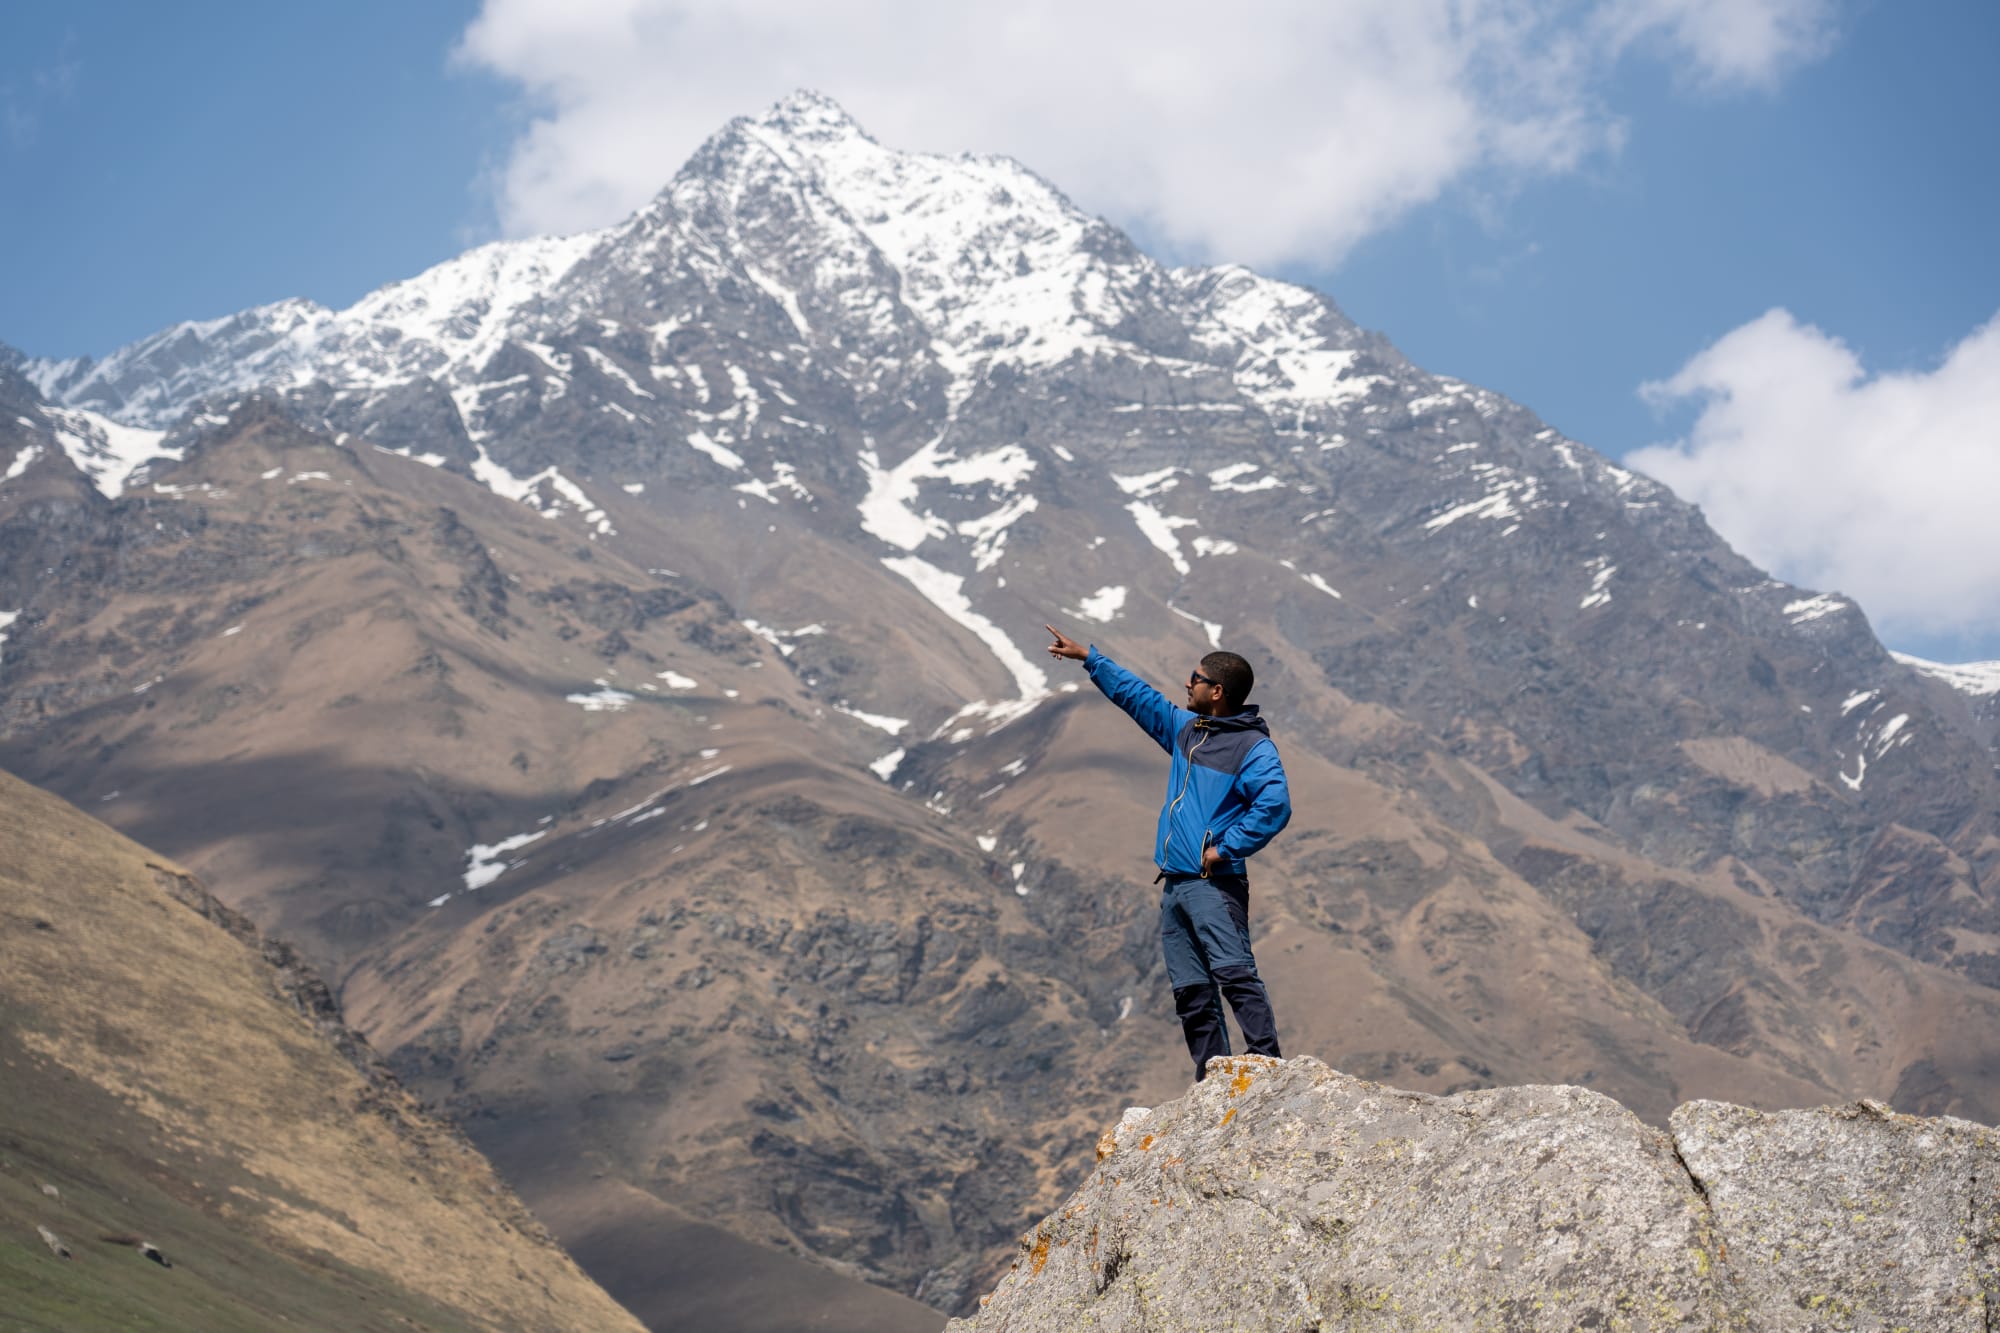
[
  {"left": 952, "top": 1056, "right": 2000, "bottom": 1331},
  {"left": 1673, "top": 1098, "right": 2000, "bottom": 1330}
]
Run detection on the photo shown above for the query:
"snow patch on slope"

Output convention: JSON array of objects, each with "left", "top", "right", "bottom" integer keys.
[
  {"left": 881, "top": 554, "right": 1047, "bottom": 707},
  {"left": 473, "top": 455, "right": 616, "bottom": 536},
  {"left": 1207, "top": 462, "right": 1281, "bottom": 493},
  {"left": 1111, "top": 467, "right": 1182, "bottom": 498},
  {"left": 1169, "top": 605, "right": 1223, "bottom": 649},
  {"left": 1, "top": 444, "right": 38, "bottom": 485},
  {"left": 742, "top": 619, "right": 825, "bottom": 656},
  {"left": 1785, "top": 594, "right": 1849, "bottom": 626},
  {"left": 1126, "top": 502, "right": 1198, "bottom": 575},
  {"left": 43, "top": 407, "right": 174, "bottom": 498},
  {"left": 1581, "top": 559, "right": 1617, "bottom": 611},
  {"left": 1072, "top": 586, "right": 1127, "bottom": 623},
  {"left": 859, "top": 436, "right": 1037, "bottom": 552},
  {"left": 833, "top": 703, "right": 908, "bottom": 735},
  {"left": 1424, "top": 464, "right": 1541, "bottom": 533},
  {"left": 568, "top": 682, "right": 636, "bottom": 711},
  {"left": 462, "top": 829, "right": 548, "bottom": 892}
]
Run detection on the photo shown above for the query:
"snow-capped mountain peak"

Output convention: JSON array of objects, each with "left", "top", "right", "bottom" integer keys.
[
  {"left": 755, "top": 87, "right": 878, "bottom": 147},
  {"left": 23, "top": 91, "right": 1377, "bottom": 455},
  {"left": 661, "top": 90, "right": 1176, "bottom": 388},
  {"left": 22, "top": 89, "right": 1637, "bottom": 547}
]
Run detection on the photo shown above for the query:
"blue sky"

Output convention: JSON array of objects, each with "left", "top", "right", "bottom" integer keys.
[
  {"left": 1, "top": 4, "right": 503, "bottom": 355},
  {"left": 1317, "top": 3, "right": 1999, "bottom": 488},
  {"left": 3, "top": 1, "right": 1996, "bottom": 660}
]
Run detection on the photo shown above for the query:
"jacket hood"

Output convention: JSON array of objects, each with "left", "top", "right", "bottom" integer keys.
[{"left": 1197, "top": 705, "right": 1270, "bottom": 737}]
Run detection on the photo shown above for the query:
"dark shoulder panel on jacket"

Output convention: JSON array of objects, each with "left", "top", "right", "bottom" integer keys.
[{"left": 1190, "top": 728, "right": 1268, "bottom": 775}]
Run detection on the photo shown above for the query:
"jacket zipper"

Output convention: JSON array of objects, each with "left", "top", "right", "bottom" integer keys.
[{"left": 1163, "top": 723, "right": 1209, "bottom": 875}]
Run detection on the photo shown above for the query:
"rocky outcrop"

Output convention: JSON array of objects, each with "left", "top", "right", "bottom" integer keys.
[
  {"left": 951, "top": 1056, "right": 2000, "bottom": 1331},
  {"left": 1673, "top": 1097, "right": 2000, "bottom": 1330}
]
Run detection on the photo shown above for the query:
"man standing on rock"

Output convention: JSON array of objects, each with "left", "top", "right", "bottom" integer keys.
[{"left": 1045, "top": 624, "right": 1289, "bottom": 1081}]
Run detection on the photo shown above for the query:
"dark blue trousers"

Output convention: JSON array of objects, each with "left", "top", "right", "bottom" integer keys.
[{"left": 1159, "top": 873, "right": 1281, "bottom": 1079}]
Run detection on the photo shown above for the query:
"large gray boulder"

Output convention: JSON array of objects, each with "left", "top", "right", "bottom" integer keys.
[
  {"left": 948, "top": 1056, "right": 2000, "bottom": 1331},
  {"left": 1672, "top": 1097, "right": 2000, "bottom": 1330}
]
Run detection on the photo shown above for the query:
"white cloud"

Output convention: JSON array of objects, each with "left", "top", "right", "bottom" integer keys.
[
  {"left": 1598, "top": 0, "right": 1838, "bottom": 91},
  {"left": 454, "top": 0, "right": 1837, "bottom": 264},
  {"left": 1630, "top": 309, "right": 2000, "bottom": 645}
]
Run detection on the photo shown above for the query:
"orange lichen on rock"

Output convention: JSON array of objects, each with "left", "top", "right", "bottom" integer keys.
[
  {"left": 1231, "top": 1068, "right": 1255, "bottom": 1096},
  {"left": 1030, "top": 1227, "right": 1053, "bottom": 1277},
  {"left": 1140, "top": 1134, "right": 1155, "bottom": 1151},
  {"left": 1221, "top": 1107, "right": 1237, "bottom": 1127},
  {"left": 1095, "top": 1126, "right": 1120, "bottom": 1162}
]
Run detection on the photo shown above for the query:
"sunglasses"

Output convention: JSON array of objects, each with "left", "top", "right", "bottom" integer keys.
[{"left": 1188, "top": 670, "right": 1219, "bottom": 688}]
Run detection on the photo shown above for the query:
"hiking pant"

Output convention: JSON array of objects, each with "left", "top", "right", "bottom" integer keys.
[{"left": 1159, "top": 872, "right": 1280, "bottom": 1080}]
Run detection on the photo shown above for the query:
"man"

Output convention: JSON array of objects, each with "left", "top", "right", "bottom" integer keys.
[{"left": 1045, "top": 623, "right": 1289, "bottom": 1081}]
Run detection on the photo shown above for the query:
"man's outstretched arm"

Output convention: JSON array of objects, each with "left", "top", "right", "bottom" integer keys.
[{"left": 1046, "top": 622, "right": 1182, "bottom": 753}]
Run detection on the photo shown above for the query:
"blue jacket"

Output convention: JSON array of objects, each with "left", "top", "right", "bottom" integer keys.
[{"left": 1084, "top": 648, "right": 1292, "bottom": 879}]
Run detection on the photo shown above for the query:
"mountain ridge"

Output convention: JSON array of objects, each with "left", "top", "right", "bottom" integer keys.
[{"left": 17, "top": 93, "right": 2000, "bottom": 703}]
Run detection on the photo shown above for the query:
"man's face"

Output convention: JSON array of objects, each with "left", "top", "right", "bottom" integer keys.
[{"left": 1186, "top": 665, "right": 1223, "bottom": 717}]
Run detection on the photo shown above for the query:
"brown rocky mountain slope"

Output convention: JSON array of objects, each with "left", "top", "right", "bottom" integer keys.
[
  {"left": 6, "top": 384, "right": 2000, "bottom": 1322},
  {"left": 0, "top": 764, "right": 643, "bottom": 1331}
]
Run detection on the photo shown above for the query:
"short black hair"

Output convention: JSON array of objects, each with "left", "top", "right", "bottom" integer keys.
[{"left": 1200, "top": 651, "right": 1255, "bottom": 712}]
